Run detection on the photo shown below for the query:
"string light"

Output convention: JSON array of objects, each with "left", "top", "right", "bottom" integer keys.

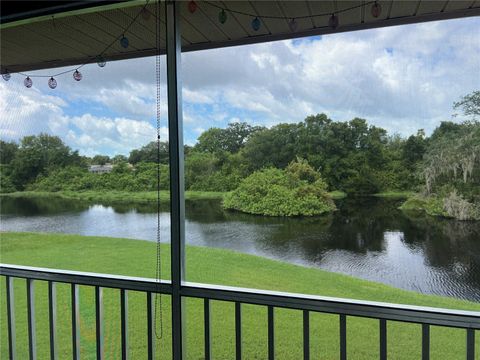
[
  {"left": 2, "top": 71, "right": 11, "bottom": 81},
  {"left": 48, "top": 77, "right": 57, "bottom": 89},
  {"left": 252, "top": 17, "right": 261, "bottom": 31},
  {"left": 329, "top": 14, "right": 339, "bottom": 29},
  {"left": 24, "top": 77, "right": 33, "bottom": 88},
  {"left": 4, "top": 0, "right": 379, "bottom": 88},
  {"left": 120, "top": 35, "right": 129, "bottom": 48},
  {"left": 288, "top": 18, "right": 298, "bottom": 32},
  {"left": 73, "top": 70, "right": 82, "bottom": 81},
  {"left": 219, "top": 9, "right": 227, "bottom": 24},
  {"left": 371, "top": 1, "right": 382, "bottom": 18},
  {"left": 188, "top": 0, "right": 197, "bottom": 14},
  {"left": 97, "top": 56, "right": 106, "bottom": 67}
]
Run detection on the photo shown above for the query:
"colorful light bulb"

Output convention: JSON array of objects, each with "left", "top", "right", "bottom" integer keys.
[
  {"left": 24, "top": 76, "right": 33, "bottom": 88},
  {"left": 328, "top": 14, "right": 339, "bottom": 29},
  {"left": 73, "top": 70, "right": 82, "bottom": 81},
  {"left": 288, "top": 18, "right": 298, "bottom": 32},
  {"left": 48, "top": 77, "right": 57, "bottom": 89},
  {"left": 120, "top": 35, "right": 129, "bottom": 49},
  {"left": 188, "top": 0, "right": 197, "bottom": 13},
  {"left": 219, "top": 9, "right": 227, "bottom": 24},
  {"left": 97, "top": 56, "right": 106, "bottom": 68},
  {"left": 371, "top": 2, "right": 382, "bottom": 18},
  {"left": 252, "top": 17, "right": 261, "bottom": 31}
]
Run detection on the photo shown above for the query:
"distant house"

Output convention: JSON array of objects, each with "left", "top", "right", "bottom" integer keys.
[{"left": 88, "top": 164, "right": 114, "bottom": 174}]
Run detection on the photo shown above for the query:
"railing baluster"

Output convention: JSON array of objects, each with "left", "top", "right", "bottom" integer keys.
[
  {"left": 120, "top": 289, "right": 128, "bottom": 360},
  {"left": 303, "top": 310, "right": 309, "bottom": 360},
  {"left": 95, "top": 286, "right": 104, "bottom": 360},
  {"left": 379, "top": 319, "right": 387, "bottom": 360},
  {"left": 235, "top": 302, "right": 242, "bottom": 360},
  {"left": 27, "top": 279, "right": 36, "bottom": 360},
  {"left": 422, "top": 324, "right": 430, "bottom": 360},
  {"left": 340, "top": 314, "right": 347, "bottom": 360},
  {"left": 147, "top": 292, "right": 155, "bottom": 360},
  {"left": 204, "top": 298, "right": 211, "bottom": 360},
  {"left": 268, "top": 306, "right": 275, "bottom": 360},
  {"left": 71, "top": 284, "right": 80, "bottom": 360},
  {"left": 6, "top": 276, "right": 16, "bottom": 360},
  {"left": 48, "top": 282, "right": 57, "bottom": 360},
  {"left": 466, "top": 328, "right": 475, "bottom": 360}
]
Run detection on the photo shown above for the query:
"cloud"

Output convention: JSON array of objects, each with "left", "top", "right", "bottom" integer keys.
[
  {"left": 0, "top": 82, "right": 67, "bottom": 139},
  {"left": 66, "top": 114, "right": 165, "bottom": 156}
]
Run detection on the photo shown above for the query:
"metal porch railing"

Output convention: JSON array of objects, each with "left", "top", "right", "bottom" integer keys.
[{"left": 1, "top": 263, "right": 479, "bottom": 360}]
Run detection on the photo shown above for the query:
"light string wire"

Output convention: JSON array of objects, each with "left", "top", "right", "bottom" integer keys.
[
  {"left": 11, "top": 0, "right": 152, "bottom": 79},
  {"left": 6, "top": 0, "right": 380, "bottom": 80},
  {"left": 154, "top": 0, "right": 163, "bottom": 340},
  {"left": 203, "top": 0, "right": 377, "bottom": 21}
]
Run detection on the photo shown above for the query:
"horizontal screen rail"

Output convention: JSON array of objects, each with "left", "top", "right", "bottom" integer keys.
[{"left": 2, "top": 263, "right": 479, "bottom": 329}]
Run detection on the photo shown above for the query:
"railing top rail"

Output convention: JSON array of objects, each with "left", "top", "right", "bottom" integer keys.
[
  {"left": 1, "top": 263, "right": 479, "bottom": 329},
  {"left": 182, "top": 281, "right": 480, "bottom": 329},
  {"left": 0, "top": 263, "right": 172, "bottom": 294}
]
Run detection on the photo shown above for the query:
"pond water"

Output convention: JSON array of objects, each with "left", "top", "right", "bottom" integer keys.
[{"left": 1, "top": 196, "right": 479, "bottom": 301}]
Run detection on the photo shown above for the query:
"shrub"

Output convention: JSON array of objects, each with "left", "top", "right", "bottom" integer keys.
[
  {"left": 443, "top": 191, "right": 480, "bottom": 220},
  {"left": 223, "top": 159, "right": 335, "bottom": 217}
]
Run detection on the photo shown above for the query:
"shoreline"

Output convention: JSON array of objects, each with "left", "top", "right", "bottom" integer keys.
[{"left": 1, "top": 189, "right": 348, "bottom": 203}]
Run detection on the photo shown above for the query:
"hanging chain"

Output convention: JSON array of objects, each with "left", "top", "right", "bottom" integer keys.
[{"left": 155, "top": 0, "right": 163, "bottom": 340}]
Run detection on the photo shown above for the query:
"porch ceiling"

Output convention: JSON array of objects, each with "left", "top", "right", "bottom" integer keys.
[{"left": 1, "top": 0, "right": 479, "bottom": 73}]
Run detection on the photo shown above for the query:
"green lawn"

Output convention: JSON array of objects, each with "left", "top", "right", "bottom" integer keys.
[{"left": 0, "top": 232, "right": 478, "bottom": 359}]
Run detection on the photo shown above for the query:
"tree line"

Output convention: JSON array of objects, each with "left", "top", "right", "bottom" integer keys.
[{"left": 1, "top": 92, "right": 478, "bottom": 206}]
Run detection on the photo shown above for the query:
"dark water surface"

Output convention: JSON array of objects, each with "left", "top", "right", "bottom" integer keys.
[{"left": 1, "top": 196, "right": 479, "bottom": 301}]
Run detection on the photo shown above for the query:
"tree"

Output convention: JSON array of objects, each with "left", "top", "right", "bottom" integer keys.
[
  {"left": 0, "top": 140, "right": 18, "bottom": 164},
  {"left": 403, "top": 129, "right": 426, "bottom": 168},
  {"left": 10, "top": 134, "right": 80, "bottom": 188},
  {"left": 92, "top": 155, "right": 110, "bottom": 165},
  {"left": 420, "top": 121, "right": 480, "bottom": 195},
  {"left": 454, "top": 90, "right": 480, "bottom": 119},
  {"left": 128, "top": 141, "right": 169, "bottom": 164},
  {"left": 195, "top": 122, "right": 264, "bottom": 154},
  {"left": 112, "top": 155, "right": 128, "bottom": 164},
  {"left": 241, "top": 123, "right": 300, "bottom": 170}
]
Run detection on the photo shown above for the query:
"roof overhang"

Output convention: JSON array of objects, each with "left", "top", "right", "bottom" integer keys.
[{"left": 1, "top": 0, "right": 479, "bottom": 73}]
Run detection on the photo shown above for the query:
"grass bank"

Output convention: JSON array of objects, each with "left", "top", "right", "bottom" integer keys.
[
  {"left": 1, "top": 232, "right": 478, "bottom": 359},
  {"left": 327, "top": 190, "right": 347, "bottom": 199},
  {"left": 373, "top": 191, "right": 414, "bottom": 199},
  {"left": 400, "top": 195, "right": 444, "bottom": 215},
  {"left": 1, "top": 190, "right": 225, "bottom": 203},
  {"left": 1, "top": 190, "right": 346, "bottom": 203}
]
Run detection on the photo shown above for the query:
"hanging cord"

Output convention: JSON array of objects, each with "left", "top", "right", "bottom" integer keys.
[{"left": 154, "top": 0, "right": 163, "bottom": 340}]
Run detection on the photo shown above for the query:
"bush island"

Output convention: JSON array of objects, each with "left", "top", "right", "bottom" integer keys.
[{"left": 223, "top": 159, "right": 336, "bottom": 216}]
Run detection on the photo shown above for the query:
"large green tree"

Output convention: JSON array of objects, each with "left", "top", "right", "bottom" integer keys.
[
  {"left": 10, "top": 134, "right": 81, "bottom": 189},
  {"left": 196, "top": 122, "right": 264, "bottom": 154}
]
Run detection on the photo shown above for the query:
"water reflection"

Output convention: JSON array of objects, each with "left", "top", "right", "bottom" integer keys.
[{"left": 1, "top": 196, "right": 479, "bottom": 301}]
